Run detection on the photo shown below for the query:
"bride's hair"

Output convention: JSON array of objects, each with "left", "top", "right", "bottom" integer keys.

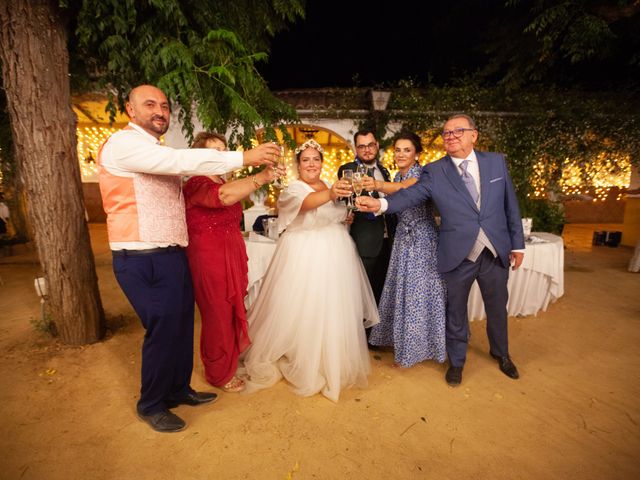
[{"left": 294, "top": 139, "right": 324, "bottom": 163}]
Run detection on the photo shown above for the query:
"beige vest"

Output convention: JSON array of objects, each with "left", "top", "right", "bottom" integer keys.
[{"left": 97, "top": 132, "right": 188, "bottom": 246}]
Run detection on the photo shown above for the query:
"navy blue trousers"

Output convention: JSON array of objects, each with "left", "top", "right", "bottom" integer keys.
[
  {"left": 113, "top": 249, "right": 195, "bottom": 415},
  {"left": 441, "top": 248, "right": 510, "bottom": 367}
]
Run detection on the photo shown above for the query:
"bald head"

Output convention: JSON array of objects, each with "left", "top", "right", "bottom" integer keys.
[{"left": 126, "top": 85, "right": 170, "bottom": 138}]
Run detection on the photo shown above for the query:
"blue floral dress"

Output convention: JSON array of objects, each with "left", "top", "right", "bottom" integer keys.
[{"left": 369, "top": 164, "right": 447, "bottom": 366}]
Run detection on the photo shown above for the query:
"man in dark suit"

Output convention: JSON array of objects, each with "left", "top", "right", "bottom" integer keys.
[
  {"left": 338, "top": 129, "right": 395, "bottom": 303},
  {"left": 357, "top": 115, "right": 525, "bottom": 386}
]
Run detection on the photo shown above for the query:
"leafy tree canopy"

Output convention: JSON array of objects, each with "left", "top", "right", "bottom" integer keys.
[
  {"left": 481, "top": 0, "right": 640, "bottom": 90},
  {"left": 62, "top": 0, "right": 306, "bottom": 145}
]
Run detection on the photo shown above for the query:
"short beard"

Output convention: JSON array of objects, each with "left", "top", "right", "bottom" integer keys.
[{"left": 142, "top": 118, "right": 169, "bottom": 136}]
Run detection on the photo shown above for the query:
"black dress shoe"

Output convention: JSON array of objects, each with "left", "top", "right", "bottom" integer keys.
[
  {"left": 490, "top": 352, "right": 520, "bottom": 379},
  {"left": 166, "top": 391, "right": 218, "bottom": 408},
  {"left": 445, "top": 366, "right": 463, "bottom": 386},
  {"left": 138, "top": 409, "right": 186, "bottom": 433}
]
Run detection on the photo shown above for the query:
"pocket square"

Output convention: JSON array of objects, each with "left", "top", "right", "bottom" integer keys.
[{"left": 489, "top": 177, "right": 503, "bottom": 183}]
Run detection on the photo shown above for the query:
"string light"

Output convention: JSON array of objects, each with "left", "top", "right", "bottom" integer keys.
[
  {"left": 75, "top": 126, "right": 633, "bottom": 204},
  {"left": 531, "top": 151, "right": 632, "bottom": 201},
  {"left": 76, "top": 126, "right": 119, "bottom": 181}
]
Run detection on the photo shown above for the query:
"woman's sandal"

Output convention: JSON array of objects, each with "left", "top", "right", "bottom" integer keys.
[{"left": 221, "top": 376, "right": 246, "bottom": 393}]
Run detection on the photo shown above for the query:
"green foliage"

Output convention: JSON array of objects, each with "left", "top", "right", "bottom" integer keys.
[
  {"left": 65, "top": 0, "right": 305, "bottom": 145},
  {"left": 30, "top": 310, "right": 56, "bottom": 336},
  {"left": 519, "top": 198, "right": 566, "bottom": 235},
  {"left": 483, "top": 0, "right": 640, "bottom": 89},
  {"left": 375, "top": 79, "right": 640, "bottom": 231}
]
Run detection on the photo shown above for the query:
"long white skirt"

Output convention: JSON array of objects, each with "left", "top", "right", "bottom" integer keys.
[{"left": 242, "top": 222, "right": 379, "bottom": 402}]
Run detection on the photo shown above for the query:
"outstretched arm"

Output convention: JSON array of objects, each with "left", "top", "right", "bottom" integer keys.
[
  {"left": 384, "top": 167, "right": 433, "bottom": 215},
  {"left": 362, "top": 176, "right": 417, "bottom": 194},
  {"left": 218, "top": 165, "right": 285, "bottom": 206},
  {"left": 299, "top": 180, "right": 352, "bottom": 213}
]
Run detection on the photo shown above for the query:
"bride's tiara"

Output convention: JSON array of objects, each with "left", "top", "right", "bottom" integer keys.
[{"left": 294, "top": 139, "right": 324, "bottom": 155}]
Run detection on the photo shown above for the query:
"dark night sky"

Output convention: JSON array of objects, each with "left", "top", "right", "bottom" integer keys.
[{"left": 259, "top": 0, "right": 508, "bottom": 90}]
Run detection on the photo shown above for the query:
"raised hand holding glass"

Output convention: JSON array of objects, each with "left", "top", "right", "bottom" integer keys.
[{"left": 341, "top": 170, "right": 355, "bottom": 209}]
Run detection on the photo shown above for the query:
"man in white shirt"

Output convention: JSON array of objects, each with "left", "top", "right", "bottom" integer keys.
[
  {"left": 357, "top": 114, "right": 525, "bottom": 387},
  {"left": 98, "top": 84, "right": 279, "bottom": 432}
]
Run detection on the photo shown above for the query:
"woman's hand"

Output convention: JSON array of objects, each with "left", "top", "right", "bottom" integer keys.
[
  {"left": 256, "top": 165, "right": 286, "bottom": 185},
  {"left": 343, "top": 210, "right": 355, "bottom": 225},
  {"left": 331, "top": 179, "right": 352, "bottom": 200},
  {"left": 362, "top": 175, "right": 377, "bottom": 192}
]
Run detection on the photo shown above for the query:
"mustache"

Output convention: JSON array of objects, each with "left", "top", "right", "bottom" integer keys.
[{"left": 152, "top": 115, "right": 167, "bottom": 122}]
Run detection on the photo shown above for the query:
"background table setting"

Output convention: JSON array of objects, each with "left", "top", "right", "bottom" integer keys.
[
  {"left": 244, "top": 227, "right": 564, "bottom": 320},
  {"left": 467, "top": 231, "right": 564, "bottom": 321}
]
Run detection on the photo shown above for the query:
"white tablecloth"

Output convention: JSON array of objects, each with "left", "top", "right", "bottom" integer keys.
[
  {"left": 468, "top": 232, "right": 564, "bottom": 320},
  {"left": 244, "top": 234, "right": 278, "bottom": 309},
  {"left": 244, "top": 231, "right": 565, "bottom": 319}
]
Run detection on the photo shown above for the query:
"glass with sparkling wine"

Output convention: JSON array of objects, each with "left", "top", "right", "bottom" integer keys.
[
  {"left": 341, "top": 169, "right": 355, "bottom": 210},
  {"left": 352, "top": 172, "right": 364, "bottom": 211},
  {"left": 272, "top": 145, "right": 288, "bottom": 189}
]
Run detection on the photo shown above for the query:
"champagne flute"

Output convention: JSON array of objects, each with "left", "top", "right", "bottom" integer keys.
[
  {"left": 357, "top": 163, "right": 373, "bottom": 196},
  {"left": 273, "top": 145, "right": 288, "bottom": 189},
  {"left": 341, "top": 169, "right": 354, "bottom": 210},
  {"left": 352, "top": 172, "right": 364, "bottom": 211}
]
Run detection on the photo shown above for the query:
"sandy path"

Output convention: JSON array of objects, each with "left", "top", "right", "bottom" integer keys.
[{"left": 0, "top": 225, "right": 638, "bottom": 479}]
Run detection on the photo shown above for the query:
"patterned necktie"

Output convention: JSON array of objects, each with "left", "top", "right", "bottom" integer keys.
[{"left": 459, "top": 159, "right": 479, "bottom": 203}]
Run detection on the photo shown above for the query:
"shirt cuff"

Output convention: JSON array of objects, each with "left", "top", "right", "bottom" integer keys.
[
  {"left": 226, "top": 151, "right": 243, "bottom": 170},
  {"left": 511, "top": 249, "right": 525, "bottom": 253},
  {"left": 377, "top": 198, "right": 389, "bottom": 215}
]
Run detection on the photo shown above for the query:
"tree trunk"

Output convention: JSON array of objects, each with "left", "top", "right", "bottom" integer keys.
[{"left": 0, "top": 0, "right": 104, "bottom": 344}]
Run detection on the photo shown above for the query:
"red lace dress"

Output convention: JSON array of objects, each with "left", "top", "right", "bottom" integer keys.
[{"left": 183, "top": 176, "right": 250, "bottom": 387}]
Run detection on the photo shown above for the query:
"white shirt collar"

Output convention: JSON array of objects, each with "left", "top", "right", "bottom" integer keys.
[
  {"left": 127, "top": 122, "right": 162, "bottom": 144},
  {"left": 450, "top": 149, "right": 477, "bottom": 169}
]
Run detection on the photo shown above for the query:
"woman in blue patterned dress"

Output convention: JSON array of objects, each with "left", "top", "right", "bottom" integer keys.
[{"left": 366, "top": 131, "right": 447, "bottom": 367}]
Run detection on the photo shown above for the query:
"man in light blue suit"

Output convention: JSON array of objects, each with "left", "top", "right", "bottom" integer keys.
[{"left": 357, "top": 114, "right": 525, "bottom": 386}]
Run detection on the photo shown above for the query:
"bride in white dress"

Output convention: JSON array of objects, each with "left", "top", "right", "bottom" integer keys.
[{"left": 242, "top": 139, "right": 380, "bottom": 402}]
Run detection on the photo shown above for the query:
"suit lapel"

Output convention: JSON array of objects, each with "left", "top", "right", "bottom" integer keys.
[
  {"left": 443, "top": 156, "right": 479, "bottom": 212},
  {"left": 379, "top": 163, "right": 391, "bottom": 182},
  {"left": 477, "top": 152, "right": 491, "bottom": 215}
]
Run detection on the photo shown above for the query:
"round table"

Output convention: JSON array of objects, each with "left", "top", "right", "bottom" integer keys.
[
  {"left": 467, "top": 232, "right": 564, "bottom": 320},
  {"left": 244, "top": 231, "right": 565, "bottom": 320}
]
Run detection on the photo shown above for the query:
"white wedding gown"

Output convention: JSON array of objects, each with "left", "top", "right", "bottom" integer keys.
[{"left": 242, "top": 180, "right": 379, "bottom": 402}]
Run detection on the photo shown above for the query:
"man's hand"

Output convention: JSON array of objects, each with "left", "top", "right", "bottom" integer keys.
[
  {"left": 243, "top": 143, "right": 280, "bottom": 167},
  {"left": 510, "top": 251, "right": 524, "bottom": 271},
  {"left": 355, "top": 196, "right": 381, "bottom": 213}
]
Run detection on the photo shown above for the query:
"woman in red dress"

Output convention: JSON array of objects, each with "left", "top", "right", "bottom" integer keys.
[{"left": 184, "top": 132, "right": 281, "bottom": 392}]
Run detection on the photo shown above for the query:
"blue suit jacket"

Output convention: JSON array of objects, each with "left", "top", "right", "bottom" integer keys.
[{"left": 386, "top": 151, "right": 525, "bottom": 273}]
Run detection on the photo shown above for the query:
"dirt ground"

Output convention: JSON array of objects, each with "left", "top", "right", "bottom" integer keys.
[{"left": 0, "top": 223, "right": 639, "bottom": 480}]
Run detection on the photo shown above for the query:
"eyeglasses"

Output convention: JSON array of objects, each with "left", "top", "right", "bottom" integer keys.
[
  {"left": 441, "top": 128, "right": 475, "bottom": 139},
  {"left": 356, "top": 142, "right": 377, "bottom": 151}
]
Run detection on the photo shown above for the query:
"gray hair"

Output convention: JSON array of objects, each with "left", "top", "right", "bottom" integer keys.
[{"left": 446, "top": 113, "right": 477, "bottom": 130}]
